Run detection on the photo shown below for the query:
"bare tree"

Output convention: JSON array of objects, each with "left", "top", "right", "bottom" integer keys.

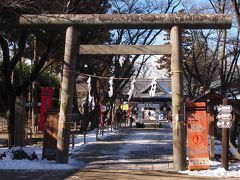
[
  {"left": 99, "top": 0, "right": 182, "bottom": 121},
  {"left": 109, "top": 0, "right": 181, "bottom": 95},
  {"left": 156, "top": 1, "right": 239, "bottom": 99}
]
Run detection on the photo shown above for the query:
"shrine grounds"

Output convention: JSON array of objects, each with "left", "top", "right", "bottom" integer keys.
[{"left": 0, "top": 126, "right": 240, "bottom": 179}]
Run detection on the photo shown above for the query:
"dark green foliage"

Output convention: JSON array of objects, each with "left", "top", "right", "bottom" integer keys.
[{"left": 36, "top": 71, "right": 60, "bottom": 88}]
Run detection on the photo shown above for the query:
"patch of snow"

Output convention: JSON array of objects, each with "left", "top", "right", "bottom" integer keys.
[
  {"left": 180, "top": 160, "right": 240, "bottom": 177},
  {"left": 0, "top": 128, "right": 119, "bottom": 170},
  {"left": 182, "top": 138, "right": 240, "bottom": 177},
  {"left": 0, "top": 157, "right": 84, "bottom": 170}
]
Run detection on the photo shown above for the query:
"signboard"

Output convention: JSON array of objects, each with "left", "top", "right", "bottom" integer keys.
[
  {"left": 121, "top": 104, "right": 129, "bottom": 111},
  {"left": 216, "top": 105, "right": 232, "bottom": 129},
  {"left": 39, "top": 87, "right": 54, "bottom": 131},
  {"left": 217, "top": 120, "right": 232, "bottom": 128},
  {"left": 42, "top": 112, "right": 59, "bottom": 160},
  {"left": 217, "top": 105, "right": 232, "bottom": 113},
  {"left": 186, "top": 102, "right": 209, "bottom": 170},
  {"left": 216, "top": 113, "right": 232, "bottom": 120}
]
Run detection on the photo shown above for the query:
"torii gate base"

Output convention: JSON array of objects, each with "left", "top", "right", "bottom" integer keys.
[{"left": 19, "top": 14, "right": 232, "bottom": 170}]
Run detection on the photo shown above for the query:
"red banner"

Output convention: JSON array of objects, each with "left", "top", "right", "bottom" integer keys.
[
  {"left": 39, "top": 87, "right": 54, "bottom": 131},
  {"left": 128, "top": 104, "right": 131, "bottom": 119},
  {"left": 100, "top": 104, "right": 105, "bottom": 128},
  {"left": 186, "top": 102, "right": 209, "bottom": 170}
]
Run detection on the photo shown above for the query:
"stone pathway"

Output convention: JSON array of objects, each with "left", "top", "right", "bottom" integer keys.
[{"left": 71, "top": 128, "right": 174, "bottom": 171}]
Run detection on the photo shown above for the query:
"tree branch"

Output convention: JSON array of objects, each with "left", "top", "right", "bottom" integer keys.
[
  {"left": 0, "top": 34, "right": 11, "bottom": 89},
  {"left": 10, "top": 30, "right": 28, "bottom": 71}
]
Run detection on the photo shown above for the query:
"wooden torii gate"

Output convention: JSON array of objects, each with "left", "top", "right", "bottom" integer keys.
[{"left": 19, "top": 14, "right": 232, "bottom": 170}]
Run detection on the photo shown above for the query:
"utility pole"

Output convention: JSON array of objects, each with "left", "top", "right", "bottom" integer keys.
[
  {"left": 221, "top": 97, "right": 229, "bottom": 170},
  {"left": 171, "top": 26, "right": 186, "bottom": 171},
  {"left": 56, "top": 26, "right": 78, "bottom": 163}
]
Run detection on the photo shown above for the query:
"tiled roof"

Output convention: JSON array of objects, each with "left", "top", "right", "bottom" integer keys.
[
  {"left": 124, "top": 79, "right": 171, "bottom": 99},
  {"left": 76, "top": 75, "right": 172, "bottom": 99}
]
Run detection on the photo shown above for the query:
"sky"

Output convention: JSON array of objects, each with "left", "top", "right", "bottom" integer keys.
[{"left": 140, "top": 55, "right": 168, "bottom": 79}]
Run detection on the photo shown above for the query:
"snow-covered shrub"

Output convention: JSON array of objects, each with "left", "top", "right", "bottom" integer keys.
[{"left": 0, "top": 146, "right": 38, "bottom": 160}]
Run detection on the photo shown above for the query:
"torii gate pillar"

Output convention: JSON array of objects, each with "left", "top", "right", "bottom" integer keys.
[
  {"left": 171, "top": 26, "right": 186, "bottom": 170},
  {"left": 56, "top": 26, "right": 78, "bottom": 163}
]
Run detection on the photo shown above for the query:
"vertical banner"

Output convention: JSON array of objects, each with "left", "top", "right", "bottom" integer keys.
[
  {"left": 39, "top": 87, "right": 54, "bottom": 131},
  {"left": 127, "top": 104, "right": 131, "bottom": 119},
  {"left": 100, "top": 104, "right": 106, "bottom": 128},
  {"left": 186, "top": 102, "right": 209, "bottom": 170}
]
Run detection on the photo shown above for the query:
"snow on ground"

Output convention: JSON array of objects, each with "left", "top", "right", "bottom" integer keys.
[
  {"left": 0, "top": 126, "right": 240, "bottom": 178},
  {"left": 0, "top": 128, "right": 118, "bottom": 170},
  {"left": 180, "top": 160, "right": 240, "bottom": 177},
  {"left": 180, "top": 138, "right": 240, "bottom": 177}
]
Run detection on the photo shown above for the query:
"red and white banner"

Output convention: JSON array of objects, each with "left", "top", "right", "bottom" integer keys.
[
  {"left": 186, "top": 102, "right": 209, "bottom": 170},
  {"left": 39, "top": 87, "right": 54, "bottom": 131},
  {"left": 127, "top": 104, "right": 131, "bottom": 119},
  {"left": 100, "top": 104, "right": 105, "bottom": 128}
]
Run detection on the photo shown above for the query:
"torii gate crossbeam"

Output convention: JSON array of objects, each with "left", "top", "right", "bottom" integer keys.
[
  {"left": 19, "top": 14, "right": 231, "bottom": 29},
  {"left": 18, "top": 14, "right": 232, "bottom": 170},
  {"left": 79, "top": 45, "right": 172, "bottom": 55}
]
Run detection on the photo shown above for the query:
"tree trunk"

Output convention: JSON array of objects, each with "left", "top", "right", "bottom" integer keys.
[
  {"left": 90, "top": 105, "right": 100, "bottom": 130},
  {"left": 80, "top": 100, "right": 90, "bottom": 133},
  {"left": 14, "top": 95, "right": 26, "bottom": 146},
  {"left": 7, "top": 92, "right": 16, "bottom": 148},
  {"left": 32, "top": 36, "right": 38, "bottom": 134},
  {"left": 32, "top": 82, "right": 38, "bottom": 133}
]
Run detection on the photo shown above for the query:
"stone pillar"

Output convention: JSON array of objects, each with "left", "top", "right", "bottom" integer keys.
[
  {"left": 170, "top": 26, "right": 186, "bottom": 171},
  {"left": 137, "top": 104, "right": 143, "bottom": 123},
  {"left": 155, "top": 106, "right": 160, "bottom": 124},
  {"left": 56, "top": 26, "right": 78, "bottom": 163}
]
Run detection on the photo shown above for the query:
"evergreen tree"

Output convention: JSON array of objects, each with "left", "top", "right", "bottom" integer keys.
[{"left": 0, "top": 0, "right": 111, "bottom": 146}]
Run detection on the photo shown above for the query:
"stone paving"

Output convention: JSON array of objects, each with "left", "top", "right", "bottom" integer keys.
[{"left": 71, "top": 128, "right": 174, "bottom": 171}]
